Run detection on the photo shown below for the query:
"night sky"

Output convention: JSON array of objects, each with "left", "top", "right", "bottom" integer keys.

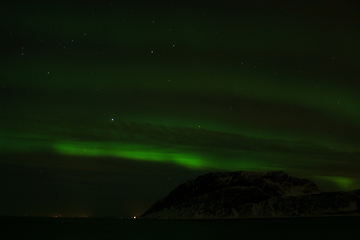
[{"left": 1, "top": 0, "right": 360, "bottom": 218}]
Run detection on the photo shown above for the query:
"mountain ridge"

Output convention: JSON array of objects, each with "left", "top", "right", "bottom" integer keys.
[{"left": 141, "top": 171, "right": 360, "bottom": 219}]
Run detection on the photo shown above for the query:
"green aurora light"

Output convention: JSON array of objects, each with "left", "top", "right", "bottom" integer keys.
[{"left": 1, "top": 1, "right": 360, "bottom": 217}]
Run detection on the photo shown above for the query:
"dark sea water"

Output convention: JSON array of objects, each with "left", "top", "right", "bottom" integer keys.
[{"left": 1, "top": 216, "right": 359, "bottom": 240}]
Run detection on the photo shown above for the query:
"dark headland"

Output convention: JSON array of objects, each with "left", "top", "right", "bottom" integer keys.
[{"left": 141, "top": 171, "right": 360, "bottom": 219}]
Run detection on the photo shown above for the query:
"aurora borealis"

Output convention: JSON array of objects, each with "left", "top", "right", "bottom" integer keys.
[{"left": 1, "top": 0, "right": 360, "bottom": 218}]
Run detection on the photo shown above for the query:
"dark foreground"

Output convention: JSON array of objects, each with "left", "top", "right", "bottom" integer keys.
[{"left": 1, "top": 216, "right": 359, "bottom": 240}]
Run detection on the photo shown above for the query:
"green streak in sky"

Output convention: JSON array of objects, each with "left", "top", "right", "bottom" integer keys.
[
  {"left": 0, "top": 132, "right": 54, "bottom": 152},
  {"left": 53, "top": 141, "right": 278, "bottom": 172},
  {"left": 54, "top": 141, "right": 205, "bottom": 169},
  {"left": 6, "top": 57, "right": 359, "bottom": 128},
  {"left": 316, "top": 176, "right": 355, "bottom": 191},
  {"left": 2, "top": 130, "right": 358, "bottom": 192},
  {"left": 1, "top": 129, "right": 284, "bottom": 172}
]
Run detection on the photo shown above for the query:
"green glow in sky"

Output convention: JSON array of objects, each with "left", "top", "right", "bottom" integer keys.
[
  {"left": 315, "top": 176, "right": 355, "bottom": 191},
  {"left": 1, "top": 1, "right": 360, "bottom": 218},
  {"left": 53, "top": 140, "right": 281, "bottom": 172},
  {"left": 54, "top": 141, "right": 204, "bottom": 169}
]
